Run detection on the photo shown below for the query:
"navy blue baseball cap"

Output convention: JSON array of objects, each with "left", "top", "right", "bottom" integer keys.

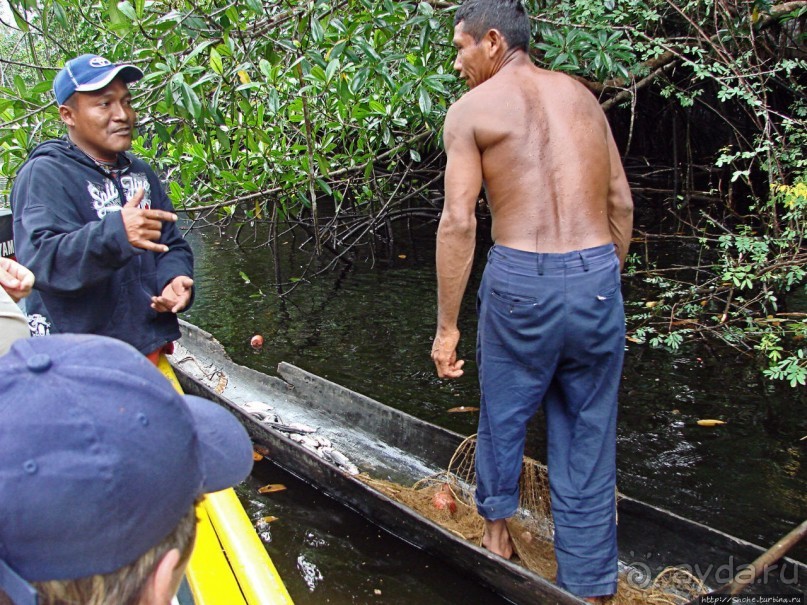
[
  {"left": 0, "top": 334, "right": 254, "bottom": 605},
  {"left": 53, "top": 53, "right": 144, "bottom": 105}
]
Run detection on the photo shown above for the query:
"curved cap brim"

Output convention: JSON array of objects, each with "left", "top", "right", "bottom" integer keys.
[
  {"left": 183, "top": 395, "right": 254, "bottom": 493},
  {"left": 74, "top": 64, "right": 144, "bottom": 94}
]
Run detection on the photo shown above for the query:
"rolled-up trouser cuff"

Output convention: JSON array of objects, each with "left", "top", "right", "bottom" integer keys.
[
  {"left": 557, "top": 581, "right": 617, "bottom": 599},
  {"left": 474, "top": 493, "right": 518, "bottom": 521}
]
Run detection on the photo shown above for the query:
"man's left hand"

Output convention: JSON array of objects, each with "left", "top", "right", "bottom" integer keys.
[{"left": 151, "top": 276, "right": 193, "bottom": 313}]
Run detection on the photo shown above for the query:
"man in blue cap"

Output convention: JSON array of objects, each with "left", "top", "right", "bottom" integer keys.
[
  {"left": 10, "top": 54, "right": 194, "bottom": 360},
  {"left": 0, "top": 334, "right": 254, "bottom": 605}
]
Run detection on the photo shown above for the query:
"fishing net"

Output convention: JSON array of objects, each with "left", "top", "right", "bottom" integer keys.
[{"left": 358, "top": 435, "right": 704, "bottom": 605}]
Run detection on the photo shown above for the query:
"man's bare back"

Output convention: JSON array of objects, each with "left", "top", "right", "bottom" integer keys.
[
  {"left": 444, "top": 57, "right": 632, "bottom": 260},
  {"left": 433, "top": 14, "right": 633, "bottom": 379}
]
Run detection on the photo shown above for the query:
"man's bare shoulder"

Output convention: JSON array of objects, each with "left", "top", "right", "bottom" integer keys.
[
  {"left": 447, "top": 67, "right": 523, "bottom": 124},
  {"left": 444, "top": 86, "right": 487, "bottom": 139},
  {"left": 542, "top": 69, "right": 605, "bottom": 111},
  {"left": 448, "top": 84, "right": 487, "bottom": 117},
  {"left": 453, "top": 65, "right": 594, "bottom": 106}
]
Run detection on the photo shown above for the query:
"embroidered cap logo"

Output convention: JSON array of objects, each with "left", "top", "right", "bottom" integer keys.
[{"left": 88, "top": 57, "right": 112, "bottom": 68}]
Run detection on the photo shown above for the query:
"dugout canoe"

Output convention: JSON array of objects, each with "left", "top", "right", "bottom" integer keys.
[{"left": 170, "top": 320, "right": 806, "bottom": 605}]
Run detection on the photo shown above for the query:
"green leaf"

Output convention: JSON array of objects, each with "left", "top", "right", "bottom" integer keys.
[
  {"left": 309, "top": 66, "right": 327, "bottom": 83},
  {"left": 181, "top": 41, "right": 215, "bottom": 69},
  {"left": 179, "top": 82, "right": 202, "bottom": 119},
  {"left": 12, "top": 8, "right": 29, "bottom": 31},
  {"left": 31, "top": 81, "right": 52, "bottom": 95},
  {"left": 310, "top": 18, "right": 325, "bottom": 43},
  {"left": 109, "top": 0, "right": 126, "bottom": 25},
  {"left": 117, "top": 1, "right": 137, "bottom": 20},
  {"left": 168, "top": 181, "right": 183, "bottom": 203},
  {"left": 267, "top": 88, "right": 280, "bottom": 115},
  {"left": 423, "top": 74, "right": 448, "bottom": 95},
  {"left": 13, "top": 76, "right": 26, "bottom": 97},
  {"left": 349, "top": 69, "right": 369, "bottom": 95},
  {"left": 316, "top": 178, "right": 333, "bottom": 196},
  {"left": 210, "top": 48, "right": 224, "bottom": 75},
  {"left": 259, "top": 59, "right": 273, "bottom": 79},
  {"left": 355, "top": 38, "right": 381, "bottom": 62},
  {"left": 13, "top": 129, "right": 28, "bottom": 149},
  {"left": 418, "top": 87, "right": 432, "bottom": 115},
  {"left": 325, "top": 59, "right": 339, "bottom": 84},
  {"left": 155, "top": 122, "right": 171, "bottom": 143},
  {"left": 52, "top": 2, "right": 68, "bottom": 28}
]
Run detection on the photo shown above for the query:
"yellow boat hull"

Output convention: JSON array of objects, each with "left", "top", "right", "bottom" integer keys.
[{"left": 157, "top": 354, "right": 293, "bottom": 605}]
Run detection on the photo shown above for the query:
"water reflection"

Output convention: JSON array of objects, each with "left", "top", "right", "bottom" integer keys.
[{"left": 182, "top": 219, "right": 806, "bottom": 600}]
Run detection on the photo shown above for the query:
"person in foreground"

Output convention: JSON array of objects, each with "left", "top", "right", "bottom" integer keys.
[
  {"left": 0, "top": 334, "right": 254, "bottom": 605},
  {"left": 0, "top": 257, "right": 34, "bottom": 354},
  {"left": 431, "top": 0, "right": 634, "bottom": 600},
  {"left": 10, "top": 54, "right": 194, "bottom": 358}
]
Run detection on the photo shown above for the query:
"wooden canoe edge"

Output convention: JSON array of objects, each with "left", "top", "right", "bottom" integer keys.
[
  {"left": 277, "top": 361, "right": 465, "bottom": 468},
  {"left": 173, "top": 361, "right": 584, "bottom": 605}
]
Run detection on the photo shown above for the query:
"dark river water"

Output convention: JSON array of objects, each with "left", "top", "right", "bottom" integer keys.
[{"left": 180, "top": 218, "right": 806, "bottom": 604}]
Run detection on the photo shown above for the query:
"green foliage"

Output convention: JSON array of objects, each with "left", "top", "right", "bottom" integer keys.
[
  {"left": 535, "top": 27, "right": 632, "bottom": 81},
  {"left": 0, "top": 0, "right": 667, "bottom": 214},
  {"left": 629, "top": 176, "right": 807, "bottom": 387},
  {"left": 0, "top": 0, "right": 459, "bottom": 217}
]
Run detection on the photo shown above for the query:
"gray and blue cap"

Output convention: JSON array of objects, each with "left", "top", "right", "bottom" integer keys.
[
  {"left": 0, "top": 334, "right": 254, "bottom": 605},
  {"left": 53, "top": 53, "right": 143, "bottom": 105}
]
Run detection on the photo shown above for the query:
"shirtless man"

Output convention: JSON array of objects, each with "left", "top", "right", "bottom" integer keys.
[{"left": 430, "top": 0, "right": 633, "bottom": 599}]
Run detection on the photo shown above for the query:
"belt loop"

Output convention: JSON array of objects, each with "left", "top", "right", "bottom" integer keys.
[
  {"left": 537, "top": 253, "right": 545, "bottom": 275},
  {"left": 579, "top": 251, "right": 589, "bottom": 272},
  {"left": 488, "top": 245, "right": 494, "bottom": 260}
]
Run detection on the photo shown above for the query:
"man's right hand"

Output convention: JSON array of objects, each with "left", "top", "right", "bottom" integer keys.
[
  {"left": 431, "top": 328, "right": 465, "bottom": 379},
  {"left": 121, "top": 188, "right": 177, "bottom": 253}
]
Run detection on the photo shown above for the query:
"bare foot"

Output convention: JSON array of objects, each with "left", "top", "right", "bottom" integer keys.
[{"left": 481, "top": 519, "right": 513, "bottom": 559}]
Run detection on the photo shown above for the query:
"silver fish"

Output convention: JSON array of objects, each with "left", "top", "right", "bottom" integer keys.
[
  {"left": 288, "top": 433, "right": 321, "bottom": 452},
  {"left": 321, "top": 447, "right": 359, "bottom": 476},
  {"left": 313, "top": 435, "right": 332, "bottom": 448},
  {"left": 242, "top": 400, "right": 275, "bottom": 414},
  {"left": 264, "top": 420, "right": 318, "bottom": 435}
]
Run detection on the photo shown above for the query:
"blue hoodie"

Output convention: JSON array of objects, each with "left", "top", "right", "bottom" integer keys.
[{"left": 10, "top": 137, "right": 194, "bottom": 354}]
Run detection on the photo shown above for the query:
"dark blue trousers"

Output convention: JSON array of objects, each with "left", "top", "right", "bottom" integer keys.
[{"left": 475, "top": 243, "right": 624, "bottom": 597}]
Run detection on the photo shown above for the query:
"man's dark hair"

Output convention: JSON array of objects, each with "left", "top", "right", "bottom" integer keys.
[{"left": 454, "top": 0, "right": 531, "bottom": 52}]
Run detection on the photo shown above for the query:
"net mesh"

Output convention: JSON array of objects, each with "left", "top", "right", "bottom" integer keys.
[{"left": 358, "top": 435, "right": 705, "bottom": 605}]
